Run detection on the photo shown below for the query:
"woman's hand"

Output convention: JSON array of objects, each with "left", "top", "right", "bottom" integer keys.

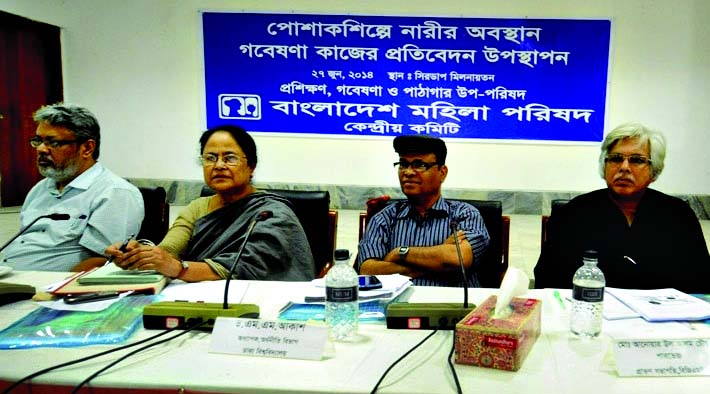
[
  {"left": 104, "top": 239, "right": 141, "bottom": 261},
  {"left": 111, "top": 243, "right": 182, "bottom": 278}
]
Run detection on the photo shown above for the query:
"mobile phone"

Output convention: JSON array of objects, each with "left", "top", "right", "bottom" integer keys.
[
  {"left": 358, "top": 275, "right": 382, "bottom": 291},
  {"left": 64, "top": 291, "right": 120, "bottom": 304}
]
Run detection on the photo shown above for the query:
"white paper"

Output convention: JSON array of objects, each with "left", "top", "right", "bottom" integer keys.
[
  {"left": 493, "top": 267, "right": 529, "bottom": 319},
  {"left": 209, "top": 317, "right": 328, "bottom": 360},
  {"left": 606, "top": 288, "right": 710, "bottom": 322},
  {"left": 611, "top": 337, "right": 710, "bottom": 377},
  {"left": 38, "top": 291, "right": 134, "bottom": 312},
  {"left": 603, "top": 289, "right": 641, "bottom": 320},
  {"left": 44, "top": 272, "right": 84, "bottom": 292},
  {"left": 304, "top": 274, "right": 411, "bottom": 304},
  {"left": 160, "top": 280, "right": 249, "bottom": 304}
]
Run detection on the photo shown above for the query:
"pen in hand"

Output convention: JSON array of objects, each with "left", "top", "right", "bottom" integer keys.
[{"left": 104, "top": 233, "right": 135, "bottom": 266}]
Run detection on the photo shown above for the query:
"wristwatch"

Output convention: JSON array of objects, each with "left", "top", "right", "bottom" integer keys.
[
  {"left": 398, "top": 246, "right": 410, "bottom": 261},
  {"left": 174, "top": 259, "right": 189, "bottom": 279}
]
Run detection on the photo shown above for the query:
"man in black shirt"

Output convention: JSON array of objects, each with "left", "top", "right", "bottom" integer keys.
[{"left": 535, "top": 122, "right": 710, "bottom": 293}]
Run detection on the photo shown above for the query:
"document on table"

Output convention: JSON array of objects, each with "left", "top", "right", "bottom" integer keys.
[
  {"left": 605, "top": 287, "right": 710, "bottom": 322},
  {"left": 303, "top": 274, "right": 412, "bottom": 304},
  {"left": 160, "top": 280, "right": 249, "bottom": 304},
  {"left": 603, "top": 289, "right": 641, "bottom": 320}
]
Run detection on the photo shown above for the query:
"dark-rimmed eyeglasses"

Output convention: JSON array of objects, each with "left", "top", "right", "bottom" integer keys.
[
  {"left": 29, "top": 137, "right": 82, "bottom": 149},
  {"left": 393, "top": 160, "right": 439, "bottom": 172},
  {"left": 604, "top": 153, "right": 651, "bottom": 167},
  {"left": 199, "top": 154, "right": 245, "bottom": 167}
]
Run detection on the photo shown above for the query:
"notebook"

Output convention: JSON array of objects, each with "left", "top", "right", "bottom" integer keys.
[
  {"left": 52, "top": 267, "right": 168, "bottom": 296},
  {"left": 77, "top": 263, "right": 165, "bottom": 285}
]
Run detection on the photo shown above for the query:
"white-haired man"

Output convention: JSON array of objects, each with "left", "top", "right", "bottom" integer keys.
[{"left": 535, "top": 122, "right": 709, "bottom": 293}]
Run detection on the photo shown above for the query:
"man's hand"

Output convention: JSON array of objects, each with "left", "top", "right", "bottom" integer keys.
[{"left": 444, "top": 230, "right": 467, "bottom": 245}]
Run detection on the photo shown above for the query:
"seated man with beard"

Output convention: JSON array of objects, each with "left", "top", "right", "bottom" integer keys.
[{"left": 0, "top": 103, "right": 143, "bottom": 272}]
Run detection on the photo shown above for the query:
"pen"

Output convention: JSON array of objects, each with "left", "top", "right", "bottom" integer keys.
[
  {"left": 553, "top": 290, "right": 566, "bottom": 310},
  {"left": 104, "top": 233, "right": 135, "bottom": 266},
  {"left": 64, "top": 291, "right": 121, "bottom": 304}
]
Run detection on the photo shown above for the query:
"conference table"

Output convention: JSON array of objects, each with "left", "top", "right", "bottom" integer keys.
[{"left": 0, "top": 270, "right": 706, "bottom": 394}]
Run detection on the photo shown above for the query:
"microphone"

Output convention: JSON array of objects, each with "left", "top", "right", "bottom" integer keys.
[
  {"left": 0, "top": 213, "right": 70, "bottom": 253},
  {"left": 450, "top": 221, "right": 469, "bottom": 309},
  {"left": 385, "top": 217, "right": 475, "bottom": 330},
  {"left": 223, "top": 210, "right": 273, "bottom": 309},
  {"left": 142, "top": 210, "right": 272, "bottom": 331},
  {"left": 0, "top": 213, "right": 68, "bottom": 306}
]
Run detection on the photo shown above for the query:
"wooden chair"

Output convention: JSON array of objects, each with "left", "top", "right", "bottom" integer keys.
[
  {"left": 201, "top": 187, "right": 337, "bottom": 278},
  {"left": 136, "top": 186, "right": 170, "bottom": 244},
  {"left": 359, "top": 197, "right": 510, "bottom": 287}
]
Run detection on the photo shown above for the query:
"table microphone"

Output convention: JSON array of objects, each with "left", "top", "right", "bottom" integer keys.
[
  {"left": 385, "top": 218, "right": 475, "bottom": 330},
  {"left": 450, "top": 220, "right": 469, "bottom": 309},
  {"left": 0, "top": 213, "right": 70, "bottom": 253},
  {"left": 142, "top": 210, "right": 272, "bottom": 331},
  {"left": 0, "top": 213, "right": 68, "bottom": 305},
  {"left": 222, "top": 210, "right": 273, "bottom": 309}
]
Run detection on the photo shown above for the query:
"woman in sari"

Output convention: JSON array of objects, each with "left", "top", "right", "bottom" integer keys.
[{"left": 106, "top": 125, "right": 315, "bottom": 281}]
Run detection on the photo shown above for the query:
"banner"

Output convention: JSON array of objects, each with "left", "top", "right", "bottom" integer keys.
[{"left": 202, "top": 12, "right": 611, "bottom": 142}]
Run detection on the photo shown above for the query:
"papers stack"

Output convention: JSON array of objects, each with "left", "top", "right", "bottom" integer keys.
[
  {"left": 605, "top": 287, "right": 710, "bottom": 322},
  {"left": 303, "top": 274, "right": 412, "bottom": 304}
]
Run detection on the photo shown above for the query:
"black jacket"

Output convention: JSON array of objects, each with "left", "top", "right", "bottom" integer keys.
[{"left": 535, "top": 188, "right": 710, "bottom": 293}]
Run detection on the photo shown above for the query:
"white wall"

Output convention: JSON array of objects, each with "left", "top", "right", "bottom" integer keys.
[{"left": 2, "top": 0, "right": 709, "bottom": 194}]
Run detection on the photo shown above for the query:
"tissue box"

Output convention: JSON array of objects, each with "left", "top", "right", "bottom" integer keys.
[{"left": 455, "top": 295, "right": 541, "bottom": 371}]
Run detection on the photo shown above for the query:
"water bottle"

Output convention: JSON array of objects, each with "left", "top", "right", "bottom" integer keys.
[
  {"left": 325, "top": 249, "right": 359, "bottom": 340},
  {"left": 570, "top": 250, "right": 605, "bottom": 338}
]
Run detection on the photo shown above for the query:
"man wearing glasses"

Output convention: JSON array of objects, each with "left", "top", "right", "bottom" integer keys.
[
  {"left": 357, "top": 135, "right": 490, "bottom": 287},
  {"left": 0, "top": 103, "right": 143, "bottom": 272},
  {"left": 535, "top": 123, "right": 710, "bottom": 293}
]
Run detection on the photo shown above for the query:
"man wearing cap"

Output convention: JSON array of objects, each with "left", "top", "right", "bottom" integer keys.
[{"left": 357, "top": 135, "right": 490, "bottom": 287}]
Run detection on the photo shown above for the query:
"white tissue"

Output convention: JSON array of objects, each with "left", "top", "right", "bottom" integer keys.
[{"left": 492, "top": 267, "right": 530, "bottom": 319}]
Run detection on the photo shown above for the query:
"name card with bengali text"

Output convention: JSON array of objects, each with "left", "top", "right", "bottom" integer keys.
[
  {"left": 209, "top": 317, "right": 328, "bottom": 360},
  {"left": 612, "top": 337, "right": 710, "bottom": 377}
]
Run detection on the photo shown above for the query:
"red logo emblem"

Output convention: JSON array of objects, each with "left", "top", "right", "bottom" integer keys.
[{"left": 484, "top": 336, "right": 517, "bottom": 350}]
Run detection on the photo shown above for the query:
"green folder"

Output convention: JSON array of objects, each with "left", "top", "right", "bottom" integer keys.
[{"left": 77, "top": 263, "right": 165, "bottom": 285}]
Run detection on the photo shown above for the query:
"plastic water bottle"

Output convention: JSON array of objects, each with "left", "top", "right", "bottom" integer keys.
[
  {"left": 325, "top": 249, "right": 359, "bottom": 340},
  {"left": 570, "top": 250, "right": 605, "bottom": 338}
]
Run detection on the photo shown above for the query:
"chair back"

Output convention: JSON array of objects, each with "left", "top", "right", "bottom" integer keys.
[
  {"left": 136, "top": 186, "right": 170, "bottom": 244},
  {"left": 465, "top": 199, "right": 509, "bottom": 288},
  {"left": 541, "top": 199, "right": 570, "bottom": 245},
  {"left": 360, "top": 198, "right": 509, "bottom": 287},
  {"left": 201, "top": 187, "right": 335, "bottom": 277}
]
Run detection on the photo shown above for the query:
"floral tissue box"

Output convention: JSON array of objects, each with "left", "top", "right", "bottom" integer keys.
[{"left": 455, "top": 295, "right": 541, "bottom": 371}]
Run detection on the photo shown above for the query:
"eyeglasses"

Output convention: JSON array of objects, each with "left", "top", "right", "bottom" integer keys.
[
  {"left": 393, "top": 160, "right": 439, "bottom": 172},
  {"left": 199, "top": 153, "right": 245, "bottom": 167},
  {"left": 605, "top": 153, "right": 652, "bottom": 167},
  {"left": 29, "top": 137, "right": 82, "bottom": 149}
]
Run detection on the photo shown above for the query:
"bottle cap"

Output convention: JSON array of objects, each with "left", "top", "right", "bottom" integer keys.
[
  {"left": 334, "top": 249, "right": 350, "bottom": 260},
  {"left": 582, "top": 250, "right": 598, "bottom": 259}
]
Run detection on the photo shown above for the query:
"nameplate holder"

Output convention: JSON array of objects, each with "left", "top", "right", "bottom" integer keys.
[
  {"left": 209, "top": 317, "right": 328, "bottom": 360},
  {"left": 612, "top": 337, "right": 710, "bottom": 376}
]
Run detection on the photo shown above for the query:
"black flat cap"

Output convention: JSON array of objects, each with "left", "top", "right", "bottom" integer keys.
[{"left": 393, "top": 135, "right": 447, "bottom": 164}]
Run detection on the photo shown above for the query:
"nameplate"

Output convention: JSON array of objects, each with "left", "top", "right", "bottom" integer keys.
[
  {"left": 209, "top": 317, "right": 328, "bottom": 360},
  {"left": 612, "top": 338, "right": 710, "bottom": 376}
]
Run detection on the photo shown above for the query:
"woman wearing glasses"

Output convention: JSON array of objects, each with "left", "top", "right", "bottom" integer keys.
[
  {"left": 535, "top": 122, "right": 710, "bottom": 293},
  {"left": 106, "top": 125, "right": 314, "bottom": 282}
]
